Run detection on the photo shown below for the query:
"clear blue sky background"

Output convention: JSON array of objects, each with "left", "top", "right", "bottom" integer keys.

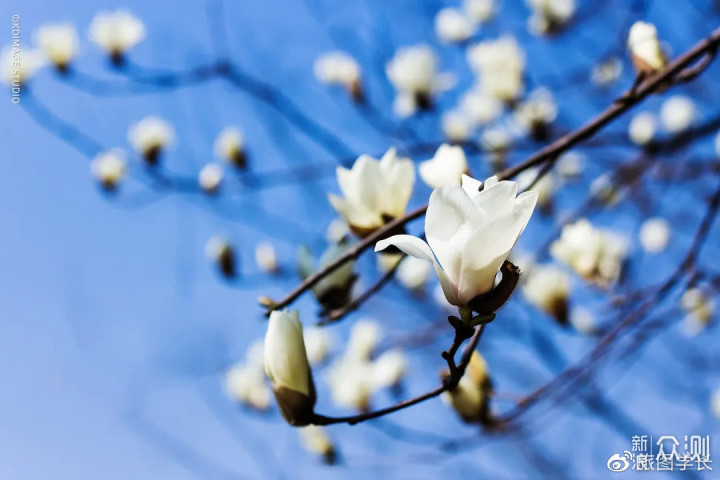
[{"left": 2, "top": 0, "right": 719, "bottom": 478}]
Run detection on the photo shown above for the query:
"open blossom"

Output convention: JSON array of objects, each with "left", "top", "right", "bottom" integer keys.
[
  {"left": 513, "top": 88, "right": 558, "bottom": 140},
  {"left": 264, "top": 310, "right": 316, "bottom": 426},
  {"left": 467, "top": 36, "right": 525, "bottom": 102},
  {"left": 550, "top": 219, "right": 627, "bottom": 287},
  {"left": 89, "top": 9, "right": 145, "bottom": 63},
  {"left": 628, "top": 21, "right": 665, "bottom": 74},
  {"left": 128, "top": 116, "right": 175, "bottom": 164},
  {"left": 214, "top": 127, "right": 246, "bottom": 169},
  {"left": 328, "top": 148, "right": 414, "bottom": 236},
  {"left": 442, "top": 351, "right": 492, "bottom": 424},
  {"left": 1, "top": 46, "right": 44, "bottom": 86},
  {"left": 314, "top": 51, "right": 362, "bottom": 101},
  {"left": 198, "top": 163, "right": 223, "bottom": 194},
  {"left": 386, "top": 45, "right": 455, "bottom": 116},
  {"left": 297, "top": 241, "right": 356, "bottom": 310},
  {"left": 660, "top": 95, "right": 695, "bottom": 133},
  {"left": 90, "top": 149, "right": 126, "bottom": 191},
  {"left": 526, "top": 0, "right": 575, "bottom": 35},
  {"left": 435, "top": 8, "right": 475, "bottom": 44},
  {"left": 638, "top": 217, "right": 670, "bottom": 253},
  {"left": 205, "top": 236, "right": 236, "bottom": 277},
  {"left": 628, "top": 112, "right": 657, "bottom": 146},
  {"left": 522, "top": 264, "right": 571, "bottom": 324},
  {"left": 34, "top": 23, "right": 78, "bottom": 72},
  {"left": 419, "top": 144, "right": 469, "bottom": 189},
  {"left": 376, "top": 175, "right": 537, "bottom": 307}
]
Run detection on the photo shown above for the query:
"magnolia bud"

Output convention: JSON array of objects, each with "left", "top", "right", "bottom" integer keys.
[
  {"left": 214, "top": 127, "right": 247, "bottom": 169},
  {"left": 298, "top": 426, "right": 337, "bottom": 464},
  {"left": 442, "top": 351, "right": 493, "bottom": 424},
  {"left": 264, "top": 310, "right": 316, "bottom": 426},
  {"left": 628, "top": 21, "right": 666, "bottom": 74},
  {"left": 91, "top": 149, "right": 126, "bottom": 191},
  {"left": 128, "top": 116, "right": 175, "bottom": 165},
  {"left": 34, "top": 23, "right": 78, "bottom": 73},
  {"left": 639, "top": 217, "right": 670, "bottom": 253},
  {"left": 522, "top": 264, "right": 570, "bottom": 324},
  {"left": 198, "top": 163, "right": 223, "bottom": 194},
  {"left": 205, "top": 236, "right": 236, "bottom": 278},
  {"left": 89, "top": 10, "right": 146, "bottom": 66},
  {"left": 255, "top": 242, "right": 279, "bottom": 274}
]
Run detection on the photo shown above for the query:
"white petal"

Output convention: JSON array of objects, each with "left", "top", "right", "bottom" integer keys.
[
  {"left": 460, "top": 174, "right": 483, "bottom": 197},
  {"left": 472, "top": 178, "right": 517, "bottom": 216}
]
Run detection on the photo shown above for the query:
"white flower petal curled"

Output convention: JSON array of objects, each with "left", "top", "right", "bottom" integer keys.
[
  {"left": 435, "top": 8, "right": 475, "bottom": 44},
  {"left": 264, "top": 310, "right": 313, "bottom": 398},
  {"left": 34, "top": 23, "right": 79, "bottom": 69},
  {"left": 660, "top": 96, "right": 695, "bottom": 133},
  {"left": 376, "top": 174, "right": 538, "bottom": 306},
  {"left": 628, "top": 21, "right": 665, "bottom": 73},
  {"left": 638, "top": 217, "right": 670, "bottom": 253},
  {"left": 329, "top": 148, "right": 415, "bottom": 232},
  {"left": 419, "top": 144, "right": 468, "bottom": 189},
  {"left": 89, "top": 9, "right": 145, "bottom": 56}
]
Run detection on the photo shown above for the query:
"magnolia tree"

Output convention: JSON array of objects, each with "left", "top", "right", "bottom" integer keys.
[{"left": 5, "top": 0, "right": 720, "bottom": 477}]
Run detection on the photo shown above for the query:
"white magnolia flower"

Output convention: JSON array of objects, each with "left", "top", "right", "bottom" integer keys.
[
  {"left": 522, "top": 264, "right": 570, "bottom": 323},
  {"left": 376, "top": 175, "right": 538, "bottom": 307},
  {"left": 255, "top": 242, "right": 278, "bottom": 274},
  {"left": 314, "top": 51, "right": 362, "bottom": 100},
  {"left": 346, "top": 318, "right": 382, "bottom": 361},
  {"left": 128, "top": 116, "right": 175, "bottom": 163},
  {"left": 326, "top": 218, "right": 350, "bottom": 243},
  {"left": 550, "top": 219, "right": 627, "bottom": 287},
  {"left": 328, "top": 359, "right": 375, "bottom": 411},
  {"left": 442, "top": 351, "right": 492, "bottom": 423},
  {"left": 681, "top": 288, "right": 715, "bottom": 336},
  {"left": 303, "top": 327, "right": 334, "bottom": 366},
  {"left": 396, "top": 256, "right": 432, "bottom": 292},
  {"left": 638, "top": 217, "right": 670, "bottom": 253},
  {"left": 557, "top": 151, "right": 584, "bottom": 179},
  {"left": 570, "top": 307, "right": 596, "bottom": 334},
  {"left": 264, "top": 310, "right": 316, "bottom": 425},
  {"left": 34, "top": 23, "right": 79, "bottom": 71},
  {"left": 660, "top": 95, "right": 695, "bottom": 133},
  {"left": 214, "top": 127, "right": 246, "bottom": 168},
  {"left": 467, "top": 36, "right": 525, "bottom": 102},
  {"left": 435, "top": 8, "right": 475, "bottom": 44},
  {"left": 628, "top": 21, "right": 665, "bottom": 74},
  {"left": 513, "top": 88, "right": 558, "bottom": 138},
  {"left": 89, "top": 9, "right": 145, "bottom": 62},
  {"left": 481, "top": 126, "right": 512, "bottom": 167},
  {"left": 297, "top": 242, "right": 356, "bottom": 308},
  {"left": 419, "top": 144, "right": 469, "bottom": 189},
  {"left": 1, "top": 46, "right": 44, "bottom": 86},
  {"left": 591, "top": 57, "right": 623, "bottom": 87},
  {"left": 225, "top": 362, "right": 272, "bottom": 411},
  {"left": 442, "top": 111, "right": 473, "bottom": 143},
  {"left": 517, "top": 168, "right": 555, "bottom": 210},
  {"left": 205, "top": 236, "right": 236, "bottom": 277},
  {"left": 90, "top": 149, "right": 126, "bottom": 190},
  {"left": 464, "top": 0, "right": 495, "bottom": 23},
  {"left": 434, "top": 282, "right": 455, "bottom": 311},
  {"left": 328, "top": 148, "right": 415, "bottom": 235},
  {"left": 386, "top": 45, "right": 455, "bottom": 116},
  {"left": 298, "top": 426, "right": 336, "bottom": 463},
  {"left": 198, "top": 163, "right": 223, "bottom": 194},
  {"left": 527, "top": 0, "right": 575, "bottom": 35},
  {"left": 628, "top": 111, "right": 657, "bottom": 146},
  {"left": 371, "top": 349, "right": 408, "bottom": 388},
  {"left": 460, "top": 88, "right": 503, "bottom": 126},
  {"left": 590, "top": 173, "right": 622, "bottom": 206}
]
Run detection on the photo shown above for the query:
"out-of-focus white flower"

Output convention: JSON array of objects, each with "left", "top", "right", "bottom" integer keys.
[
  {"left": 128, "top": 116, "right": 175, "bottom": 164},
  {"left": 225, "top": 362, "right": 272, "bottom": 411},
  {"left": 314, "top": 51, "right": 362, "bottom": 101},
  {"left": 328, "top": 359, "right": 374, "bottom": 411},
  {"left": 387, "top": 45, "right": 455, "bottom": 116},
  {"left": 460, "top": 88, "right": 503, "bottom": 126},
  {"left": 371, "top": 349, "right": 408, "bottom": 389},
  {"left": 517, "top": 168, "right": 555, "bottom": 210},
  {"left": 628, "top": 21, "right": 665, "bottom": 74},
  {"left": 245, "top": 339, "right": 265, "bottom": 368},
  {"left": 255, "top": 242, "right": 278, "bottom": 274},
  {"left": 660, "top": 95, "right": 695, "bottom": 133},
  {"left": 303, "top": 327, "right": 334, "bottom": 366},
  {"left": 205, "top": 236, "right": 236, "bottom": 277},
  {"left": 214, "top": 127, "right": 246, "bottom": 169},
  {"left": 591, "top": 57, "right": 623, "bottom": 87},
  {"left": 397, "top": 256, "right": 432, "bottom": 292},
  {"left": 570, "top": 307, "right": 596, "bottom": 334},
  {"left": 376, "top": 251, "right": 403, "bottom": 273},
  {"left": 638, "top": 217, "right": 670, "bottom": 253},
  {"left": 628, "top": 112, "right": 657, "bottom": 146},
  {"left": 34, "top": 23, "right": 78, "bottom": 71},
  {"left": 435, "top": 8, "right": 476, "bottom": 44},
  {"left": 442, "top": 111, "right": 473, "bottom": 143},
  {"left": 526, "top": 0, "right": 575, "bottom": 35},
  {"left": 551, "top": 219, "right": 628, "bottom": 287},
  {"left": 89, "top": 9, "right": 145, "bottom": 63},
  {"left": 329, "top": 148, "right": 415, "bottom": 236},
  {"left": 297, "top": 242, "right": 356, "bottom": 310},
  {"left": 326, "top": 218, "right": 350, "bottom": 243},
  {"left": 557, "top": 151, "right": 584, "bottom": 179},
  {"left": 681, "top": 288, "right": 715, "bottom": 336},
  {"left": 198, "top": 163, "right": 223, "bottom": 194},
  {"left": 90, "top": 149, "right": 126, "bottom": 191},
  {"left": 376, "top": 175, "right": 537, "bottom": 307},
  {"left": 467, "top": 36, "right": 525, "bottom": 102},
  {"left": 1, "top": 46, "right": 44, "bottom": 86},
  {"left": 481, "top": 126, "right": 512, "bottom": 167},
  {"left": 513, "top": 88, "right": 557, "bottom": 139},
  {"left": 298, "top": 426, "right": 336, "bottom": 463},
  {"left": 590, "top": 173, "right": 622, "bottom": 206},
  {"left": 346, "top": 318, "right": 382, "bottom": 361},
  {"left": 711, "top": 388, "right": 720, "bottom": 420},
  {"left": 442, "top": 351, "right": 492, "bottom": 424},
  {"left": 464, "top": 0, "right": 495, "bottom": 23},
  {"left": 522, "top": 264, "right": 570, "bottom": 324},
  {"left": 419, "top": 144, "right": 469, "bottom": 189},
  {"left": 264, "top": 310, "right": 316, "bottom": 425}
]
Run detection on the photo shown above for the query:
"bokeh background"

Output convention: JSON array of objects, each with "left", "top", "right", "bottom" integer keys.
[{"left": 2, "top": 0, "right": 720, "bottom": 478}]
